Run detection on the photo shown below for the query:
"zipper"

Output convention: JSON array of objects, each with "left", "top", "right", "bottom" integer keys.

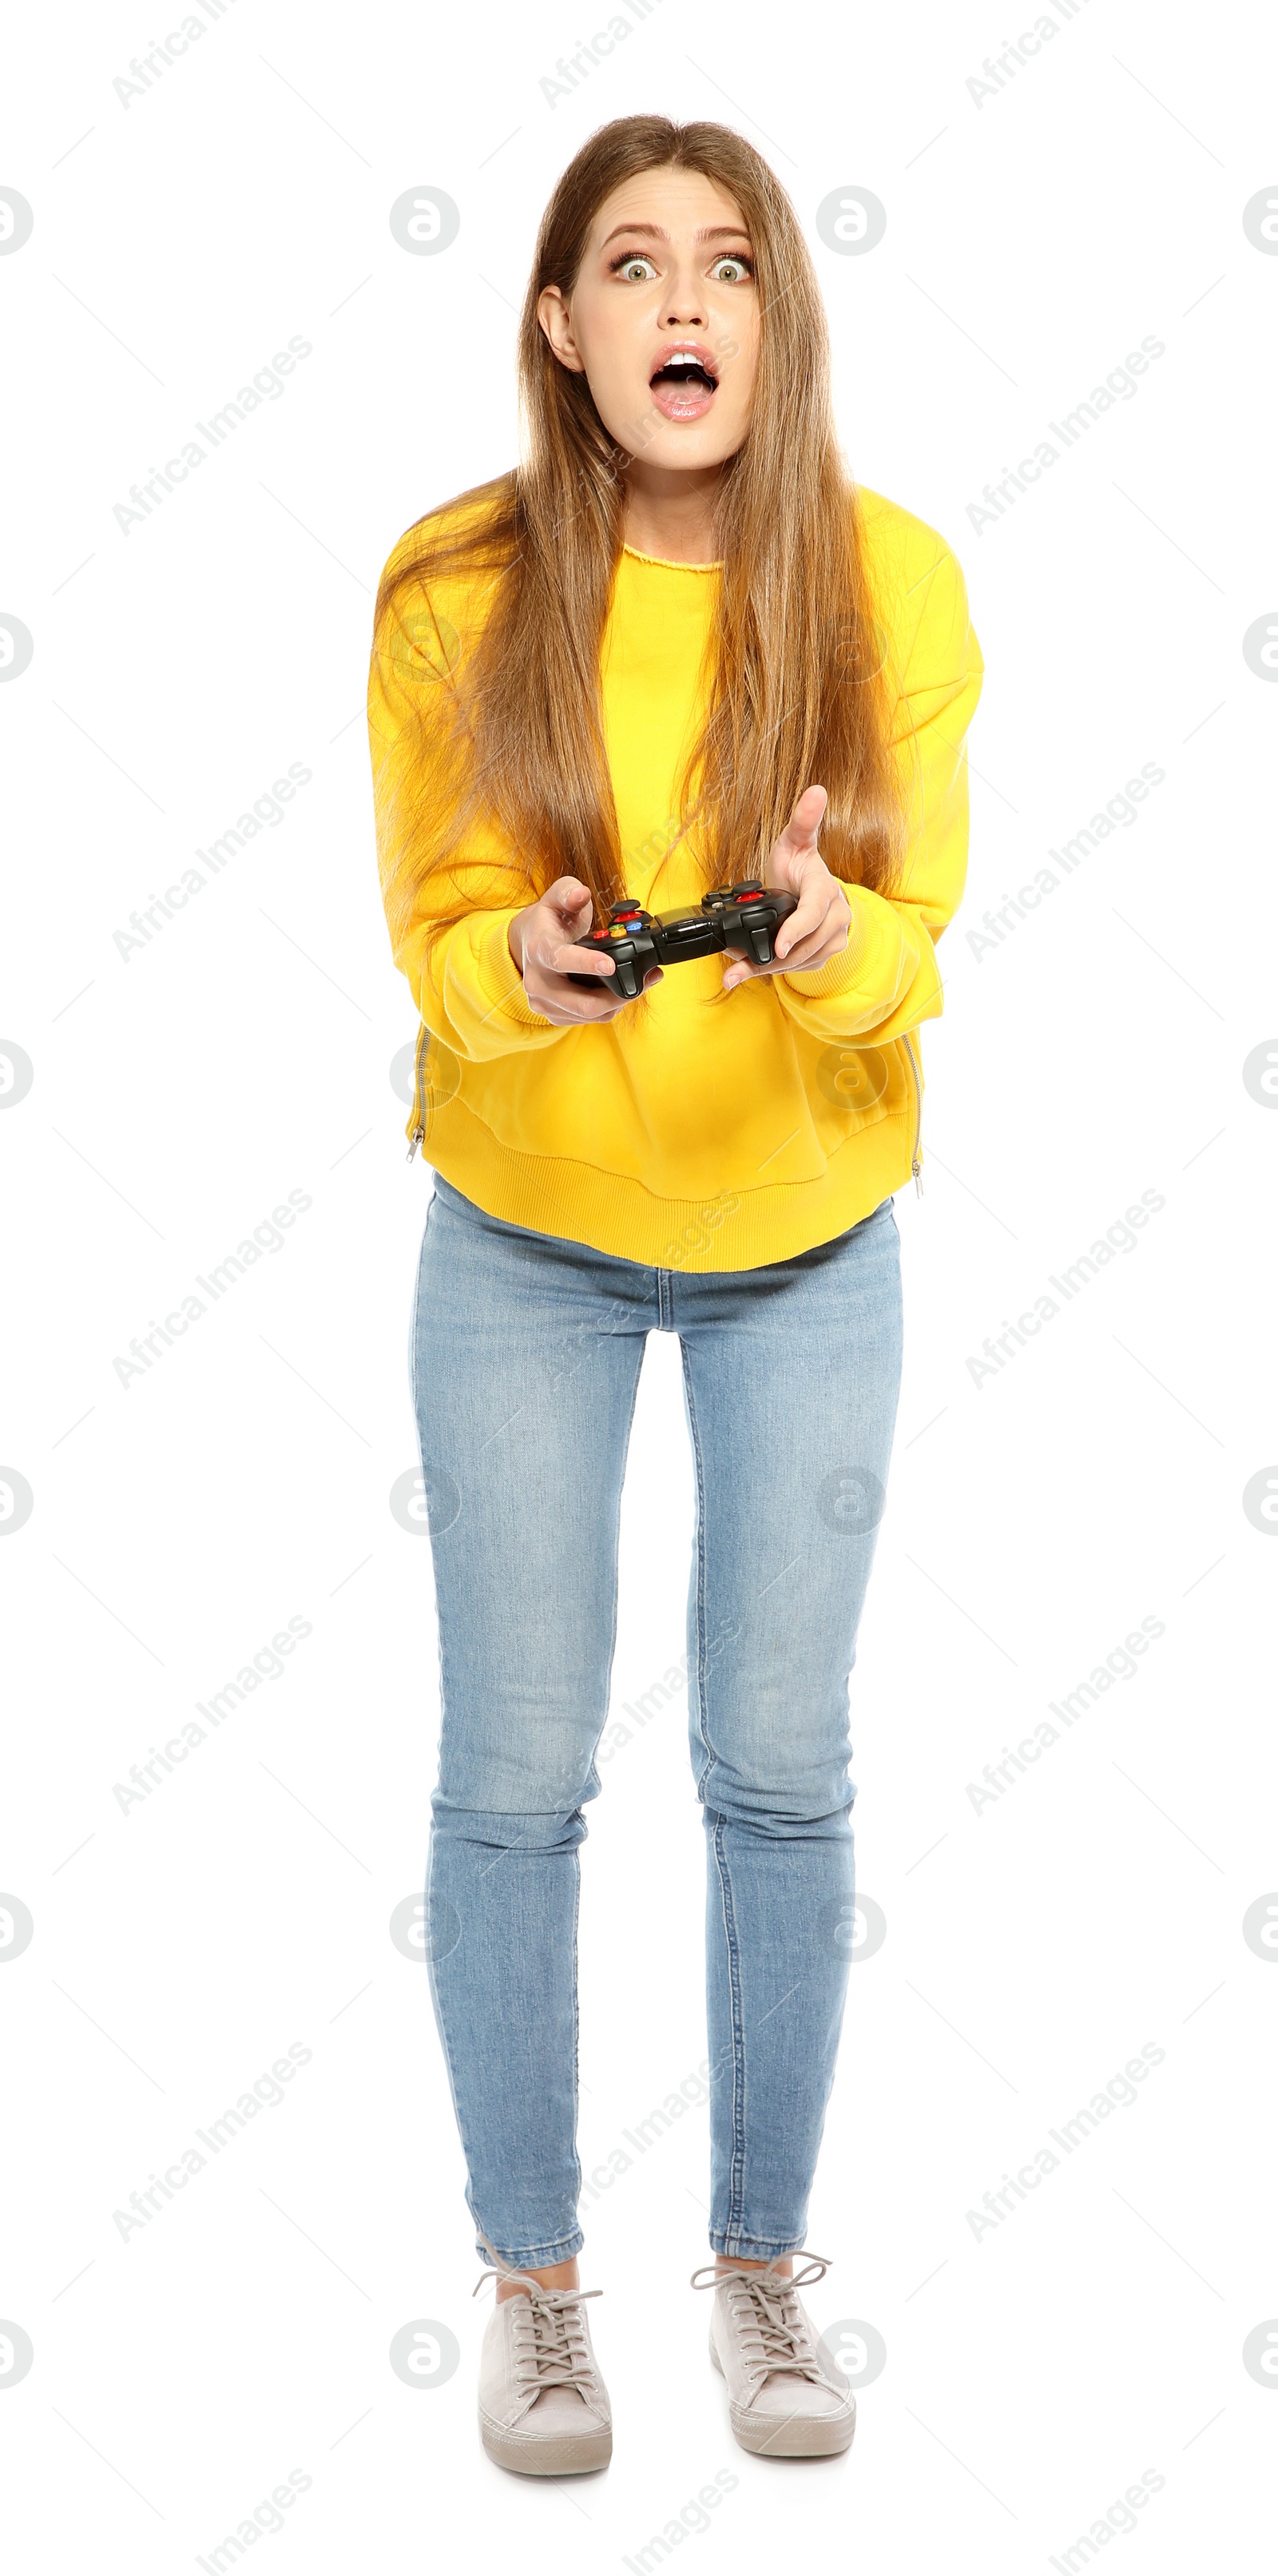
[
  {"left": 902, "top": 1032, "right": 923, "bottom": 1196},
  {"left": 406, "top": 1022, "right": 429, "bottom": 1162}
]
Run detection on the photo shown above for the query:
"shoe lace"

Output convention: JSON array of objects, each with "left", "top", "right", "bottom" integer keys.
[
  {"left": 689, "top": 2252, "right": 831, "bottom": 2386},
  {"left": 474, "top": 2244, "right": 601, "bottom": 2400}
]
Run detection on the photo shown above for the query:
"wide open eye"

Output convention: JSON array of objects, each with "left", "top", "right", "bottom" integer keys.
[
  {"left": 609, "top": 251, "right": 658, "bottom": 281},
  {"left": 710, "top": 255, "right": 753, "bottom": 283}
]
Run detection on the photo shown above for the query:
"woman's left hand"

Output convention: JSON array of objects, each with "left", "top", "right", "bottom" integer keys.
[{"left": 721, "top": 784, "right": 851, "bottom": 992}]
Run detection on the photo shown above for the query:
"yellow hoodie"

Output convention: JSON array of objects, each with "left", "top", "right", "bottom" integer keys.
[{"left": 367, "top": 486, "right": 982, "bottom": 1272}]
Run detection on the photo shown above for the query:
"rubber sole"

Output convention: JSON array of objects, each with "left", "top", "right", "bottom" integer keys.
[
  {"left": 479, "top": 2410, "right": 613, "bottom": 2476},
  {"left": 710, "top": 2330, "right": 857, "bottom": 2458}
]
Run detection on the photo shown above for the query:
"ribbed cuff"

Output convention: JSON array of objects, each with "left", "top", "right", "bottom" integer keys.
[{"left": 474, "top": 909, "right": 555, "bottom": 1030}]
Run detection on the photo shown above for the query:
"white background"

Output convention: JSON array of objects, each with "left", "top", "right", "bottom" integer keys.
[{"left": 2, "top": 0, "right": 1276, "bottom": 2567}]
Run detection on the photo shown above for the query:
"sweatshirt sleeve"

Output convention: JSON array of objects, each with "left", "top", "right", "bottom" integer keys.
[
  {"left": 772, "top": 541, "right": 983, "bottom": 1046},
  {"left": 367, "top": 548, "right": 568, "bottom": 1061}
]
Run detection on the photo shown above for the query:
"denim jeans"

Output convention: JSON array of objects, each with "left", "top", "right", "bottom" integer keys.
[{"left": 410, "top": 1172, "right": 903, "bottom": 2268}]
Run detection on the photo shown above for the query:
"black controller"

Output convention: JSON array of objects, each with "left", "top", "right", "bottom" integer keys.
[{"left": 566, "top": 881, "right": 800, "bottom": 1000}]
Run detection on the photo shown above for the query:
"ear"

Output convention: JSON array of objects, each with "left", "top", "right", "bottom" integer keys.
[{"left": 537, "top": 283, "right": 585, "bottom": 373}]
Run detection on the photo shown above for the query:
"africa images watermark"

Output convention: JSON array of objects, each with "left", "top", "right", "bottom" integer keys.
[
  {"left": 110, "top": 338, "right": 312, "bottom": 537},
  {"left": 112, "top": 762, "right": 313, "bottom": 962},
  {"left": 1048, "top": 2469, "right": 1166, "bottom": 2572},
  {"left": 112, "top": 1615, "right": 314, "bottom": 1816},
  {"left": 111, "top": 0, "right": 240, "bottom": 108},
  {"left": 538, "top": 0, "right": 665, "bottom": 107},
  {"left": 111, "top": 1190, "right": 313, "bottom": 1389},
  {"left": 482, "top": 1185, "right": 743, "bottom": 1434},
  {"left": 964, "top": 1188, "right": 1166, "bottom": 1388},
  {"left": 964, "top": 336, "right": 1165, "bottom": 537},
  {"left": 113, "top": 2041, "right": 313, "bottom": 2241},
  {"left": 578, "top": 2053, "right": 712, "bottom": 2215},
  {"left": 196, "top": 2469, "right": 314, "bottom": 2574},
  {"left": 966, "top": 1615, "right": 1165, "bottom": 1816},
  {"left": 621, "top": 2469, "right": 740, "bottom": 2572},
  {"left": 966, "top": 761, "right": 1165, "bottom": 964},
  {"left": 966, "top": 2041, "right": 1166, "bottom": 2241},
  {"left": 963, "top": 0, "right": 1093, "bottom": 109},
  {"left": 597, "top": 1607, "right": 745, "bottom": 1768},
  {"left": 597, "top": 1655, "right": 690, "bottom": 1763}
]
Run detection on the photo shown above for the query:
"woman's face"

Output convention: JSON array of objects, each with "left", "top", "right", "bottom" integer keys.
[{"left": 538, "top": 165, "right": 760, "bottom": 474}]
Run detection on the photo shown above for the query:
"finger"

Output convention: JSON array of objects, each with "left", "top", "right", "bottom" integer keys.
[
  {"left": 791, "top": 781, "right": 828, "bottom": 837},
  {"left": 532, "top": 952, "right": 642, "bottom": 1013},
  {"left": 542, "top": 879, "right": 595, "bottom": 931},
  {"left": 723, "top": 914, "right": 847, "bottom": 988},
  {"left": 522, "top": 922, "right": 613, "bottom": 968},
  {"left": 784, "top": 929, "right": 845, "bottom": 972},
  {"left": 773, "top": 783, "right": 828, "bottom": 871},
  {"left": 536, "top": 936, "right": 616, "bottom": 979},
  {"left": 544, "top": 942, "right": 664, "bottom": 989},
  {"left": 720, "top": 887, "right": 843, "bottom": 967},
  {"left": 772, "top": 896, "right": 826, "bottom": 960},
  {"left": 775, "top": 887, "right": 848, "bottom": 963},
  {"left": 534, "top": 982, "right": 626, "bottom": 1021}
]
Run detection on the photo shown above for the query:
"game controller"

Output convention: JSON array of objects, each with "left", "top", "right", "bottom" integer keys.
[{"left": 566, "top": 881, "right": 800, "bottom": 1000}]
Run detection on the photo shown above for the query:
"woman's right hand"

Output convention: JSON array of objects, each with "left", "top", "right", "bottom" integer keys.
[{"left": 507, "top": 876, "right": 662, "bottom": 1024}]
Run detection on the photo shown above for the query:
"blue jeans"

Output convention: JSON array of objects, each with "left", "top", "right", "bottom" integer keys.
[{"left": 411, "top": 1173, "right": 903, "bottom": 2268}]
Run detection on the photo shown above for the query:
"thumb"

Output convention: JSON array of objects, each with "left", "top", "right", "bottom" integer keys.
[
  {"left": 785, "top": 785, "right": 828, "bottom": 853},
  {"left": 546, "top": 875, "right": 595, "bottom": 919}
]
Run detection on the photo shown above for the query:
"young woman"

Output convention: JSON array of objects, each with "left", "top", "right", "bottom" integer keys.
[{"left": 369, "top": 114, "right": 982, "bottom": 2476}]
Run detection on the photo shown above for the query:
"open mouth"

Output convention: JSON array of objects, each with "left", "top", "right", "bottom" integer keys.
[{"left": 649, "top": 344, "right": 719, "bottom": 420}]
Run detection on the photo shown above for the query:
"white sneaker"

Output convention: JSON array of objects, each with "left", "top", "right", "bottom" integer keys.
[
  {"left": 474, "top": 2255, "right": 612, "bottom": 2475},
  {"left": 692, "top": 2252, "right": 855, "bottom": 2458}
]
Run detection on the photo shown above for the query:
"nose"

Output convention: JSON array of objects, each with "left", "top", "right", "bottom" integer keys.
[{"left": 661, "top": 266, "right": 706, "bottom": 330}]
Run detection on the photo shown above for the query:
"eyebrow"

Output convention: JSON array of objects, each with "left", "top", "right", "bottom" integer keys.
[{"left": 599, "top": 221, "right": 753, "bottom": 247}]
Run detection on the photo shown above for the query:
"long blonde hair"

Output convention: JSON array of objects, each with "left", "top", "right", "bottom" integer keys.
[{"left": 373, "top": 114, "right": 907, "bottom": 976}]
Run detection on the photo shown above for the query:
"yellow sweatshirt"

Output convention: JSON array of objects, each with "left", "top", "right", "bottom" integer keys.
[{"left": 367, "top": 487, "right": 982, "bottom": 1271}]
